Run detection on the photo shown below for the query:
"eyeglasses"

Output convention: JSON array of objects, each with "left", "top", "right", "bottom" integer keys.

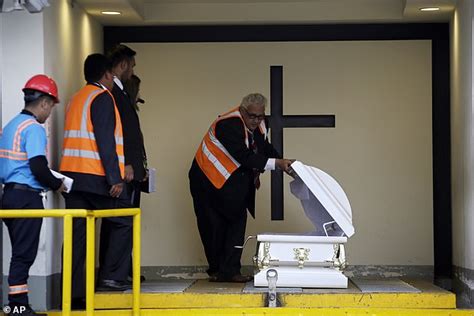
[{"left": 243, "top": 108, "right": 266, "bottom": 121}]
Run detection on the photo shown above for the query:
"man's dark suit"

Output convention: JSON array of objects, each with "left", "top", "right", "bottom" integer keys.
[
  {"left": 111, "top": 82, "right": 147, "bottom": 203},
  {"left": 98, "top": 81, "right": 146, "bottom": 283},
  {"left": 189, "top": 117, "right": 280, "bottom": 280}
]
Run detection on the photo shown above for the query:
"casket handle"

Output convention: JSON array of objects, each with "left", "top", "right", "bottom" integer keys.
[
  {"left": 332, "top": 244, "right": 347, "bottom": 270},
  {"left": 294, "top": 248, "right": 310, "bottom": 269},
  {"left": 234, "top": 235, "right": 256, "bottom": 249}
]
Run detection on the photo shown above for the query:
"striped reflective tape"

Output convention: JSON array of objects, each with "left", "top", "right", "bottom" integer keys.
[
  {"left": 80, "top": 89, "right": 103, "bottom": 132},
  {"left": 63, "top": 148, "right": 124, "bottom": 164},
  {"left": 63, "top": 130, "right": 96, "bottom": 140},
  {"left": 13, "top": 119, "right": 37, "bottom": 152},
  {"left": 64, "top": 130, "right": 123, "bottom": 148},
  {"left": 115, "top": 136, "right": 124, "bottom": 146},
  {"left": 9, "top": 284, "right": 28, "bottom": 295},
  {"left": 259, "top": 120, "right": 268, "bottom": 140},
  {"left": 207, "top": 129, "right": 240, "bottom": 167},
  {"left": 0, "top": 149, "right": 28, "bottom": 160},
  {"left": 201, "top": 141, "right": 231, "bottom": 180},
  {"left": 63, "top": 148, "right": 101, "bottom": 161}
]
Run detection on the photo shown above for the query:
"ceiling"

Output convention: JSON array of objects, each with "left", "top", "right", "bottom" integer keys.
[{"left": 73, "top": 0, "right": 456, "bottom": 26}]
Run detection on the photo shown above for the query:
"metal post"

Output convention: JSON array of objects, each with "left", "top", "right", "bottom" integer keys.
[
  {"left": 86, "top": 215, "right": 95, "bottom": 316},
  {"left": 62, "top": 215, "right": 73, "bottom": 316},
  {"left": 266, "top": 269, "right": 278, "bottom": 308}
]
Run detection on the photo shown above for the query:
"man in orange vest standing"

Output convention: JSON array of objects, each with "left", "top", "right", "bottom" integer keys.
[
  {"left": 60, "top": 54, "right": 129, "bottom": 309},
  {"left": 189, "top": 93, "right": 293, "bottom": 282},
  {"left": 0, "top": 74, "right": 65, "bottom": 315}
]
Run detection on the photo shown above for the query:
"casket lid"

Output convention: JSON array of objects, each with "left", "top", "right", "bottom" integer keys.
[{"left": 290, "top": 161, "right": 355, "bottom": 237}]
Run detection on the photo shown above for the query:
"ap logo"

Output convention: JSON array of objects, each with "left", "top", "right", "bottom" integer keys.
[{"left": 3, "top": 305, "right": 26, "bottom": 314}]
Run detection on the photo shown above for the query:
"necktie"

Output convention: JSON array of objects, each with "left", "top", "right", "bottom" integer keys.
[{"left": 249, "top": 132, "right": 261, "bottom": 190}]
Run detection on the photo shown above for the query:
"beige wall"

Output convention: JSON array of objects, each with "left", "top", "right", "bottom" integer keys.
[
  {"left": 451, "top": 0, "right": 474, "bottom": 271},
  {"left": 129, "top": 40, "right": 433, "bottom": 267}
]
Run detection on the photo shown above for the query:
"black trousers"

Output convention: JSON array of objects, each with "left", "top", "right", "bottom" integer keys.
[
  {"left": 1, "top": 187, "right": 43, "bottom": 306},
  {"left": 129, "top": 181, "right": 141, "bottom": 208},
  {"left": 189, "top": 166, "right": 247, "bottom": 279},
  {"left": 64, "top": 191, "right": 132, "bottom": 300},
  {"left": 98, "top": 181, "right": 140, "bottom": 279}
]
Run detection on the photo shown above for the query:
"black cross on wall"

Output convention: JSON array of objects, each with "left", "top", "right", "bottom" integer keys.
[{"left": 268, "top": 65, "right": 336, "bottom": 220}]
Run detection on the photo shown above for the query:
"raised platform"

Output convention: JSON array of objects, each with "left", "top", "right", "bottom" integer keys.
[
  {"left": 44, "top": 278, "right": 474, "bottom": 315},
  {"left": 89, "top": 278, "right": 455, "bottom": 309}
]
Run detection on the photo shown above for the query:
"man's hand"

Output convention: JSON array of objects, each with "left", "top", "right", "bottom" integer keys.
[
  {"left": 275, "top": 158, "right": 293, "bottom": 172},
  {"left": 56, "top": 182, "right": 67, "bottom": 193},
  {"left": 109, "top": 183, "right": 124, "bottom": 198},
  {"left": 125, "top": 165, "right": 134, "bottom": 183},
  {"left": 142, "top": 169, "right": 149, "bottom": 182}
]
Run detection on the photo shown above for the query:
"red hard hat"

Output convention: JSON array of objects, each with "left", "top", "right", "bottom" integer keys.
[{"left": 23, "top": 74, "right": 59, "bottom": 103}]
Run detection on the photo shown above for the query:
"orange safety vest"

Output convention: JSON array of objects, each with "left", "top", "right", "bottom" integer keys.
[
  {"left": 60, "top": 84, "right": 125, "bottom": 178},
  {"left": 195, "top": 106, "right": 267, "bottom": 189}
]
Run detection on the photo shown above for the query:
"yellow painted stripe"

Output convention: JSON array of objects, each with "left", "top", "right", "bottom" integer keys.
[
  {"left": 95, "top": 293, "right": 264, "bottom": 309},
  {"left": 94, "top": 291, "right": 455, "bottom": 309},
  {"left": 45, "top": 307, "right": 474, "bottom": 316},
  {"left": 283, "top": 292, "right": 457, "bottom": 309}
]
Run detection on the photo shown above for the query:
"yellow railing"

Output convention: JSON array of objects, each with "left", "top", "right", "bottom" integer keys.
[
  {"left": 87, "top": 208, "right": 141, "bottom": 316},
  {"left": 0, "top": 208, "right": 141, "bottom": 316}
]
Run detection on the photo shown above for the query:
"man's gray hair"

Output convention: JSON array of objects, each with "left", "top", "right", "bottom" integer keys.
[{"left": 240, "top": 93, "right": 267, "bottom": 110}]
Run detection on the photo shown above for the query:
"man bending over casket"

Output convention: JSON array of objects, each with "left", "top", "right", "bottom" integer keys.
[{"left": 188, "top": 93, "right": 294, "bottom": 283}]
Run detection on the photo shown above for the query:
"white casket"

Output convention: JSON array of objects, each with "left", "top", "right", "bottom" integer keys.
[{"left": 253, "top": 161, "right": 355, "bottom": 288}]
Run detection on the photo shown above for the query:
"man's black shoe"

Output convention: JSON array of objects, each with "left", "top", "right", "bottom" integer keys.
[
  {"left": 208, "top": 272, "right": 218, "bottom": 282},
  {"left": 125, "top": 275, "right": 145, "bottom": 285},
  {"left": 6, "top": 304, "right": 46, "bottom": 315},
  {"left": 96, "top": 279, "right": 132, "bottom": 292}
]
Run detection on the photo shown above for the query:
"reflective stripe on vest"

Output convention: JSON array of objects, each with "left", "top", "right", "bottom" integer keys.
[
  {"left": 0, "top": 149, "right": 28, "bottom": 161},
  {"left": 0, "top": 119, "right": 39, "bottom": 161},
  {"left": 63, "top": 148, "right": 125, "bottom": 164},
  {"left": 60, "top": 85, "right": 125, "bottom": 178},
  {"left": 13, "top": 119, "right": 37, "bottom": 152},
  {"left": 9, "top": 284, "right": 28, "bottom": 295},
  {"left": 194, "top": 106, "right": 267, "bottom": 189},
  {"left": 63, "top": 130, "right": 124, "bottom": 146},
  {"left": 258, "top": 120, "right": 267, "bottom": 141}
]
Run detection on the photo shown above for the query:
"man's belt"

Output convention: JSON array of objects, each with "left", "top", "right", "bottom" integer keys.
[{"left": 4, "top": 183, "right": 43, "bottom": 193}]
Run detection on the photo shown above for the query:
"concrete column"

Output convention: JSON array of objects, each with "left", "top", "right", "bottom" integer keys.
[
  {"left": 451, "top": 0, "right": 474, "bottom": 308},
  {"left": 1, "top": 10, "right": 62, "bottom": 311}
]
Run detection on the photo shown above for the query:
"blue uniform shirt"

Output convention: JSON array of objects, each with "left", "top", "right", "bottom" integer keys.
[{"left": 0, "top": 112, "right": 48, "bottom": 190}]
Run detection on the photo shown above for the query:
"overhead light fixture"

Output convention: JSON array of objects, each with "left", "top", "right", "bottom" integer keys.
[
  {"left": 101, "top": 11, "right": 121, "bottom": 15},
  {"left": 419, "top": 7, "right": 440, "bottom": 11}
]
